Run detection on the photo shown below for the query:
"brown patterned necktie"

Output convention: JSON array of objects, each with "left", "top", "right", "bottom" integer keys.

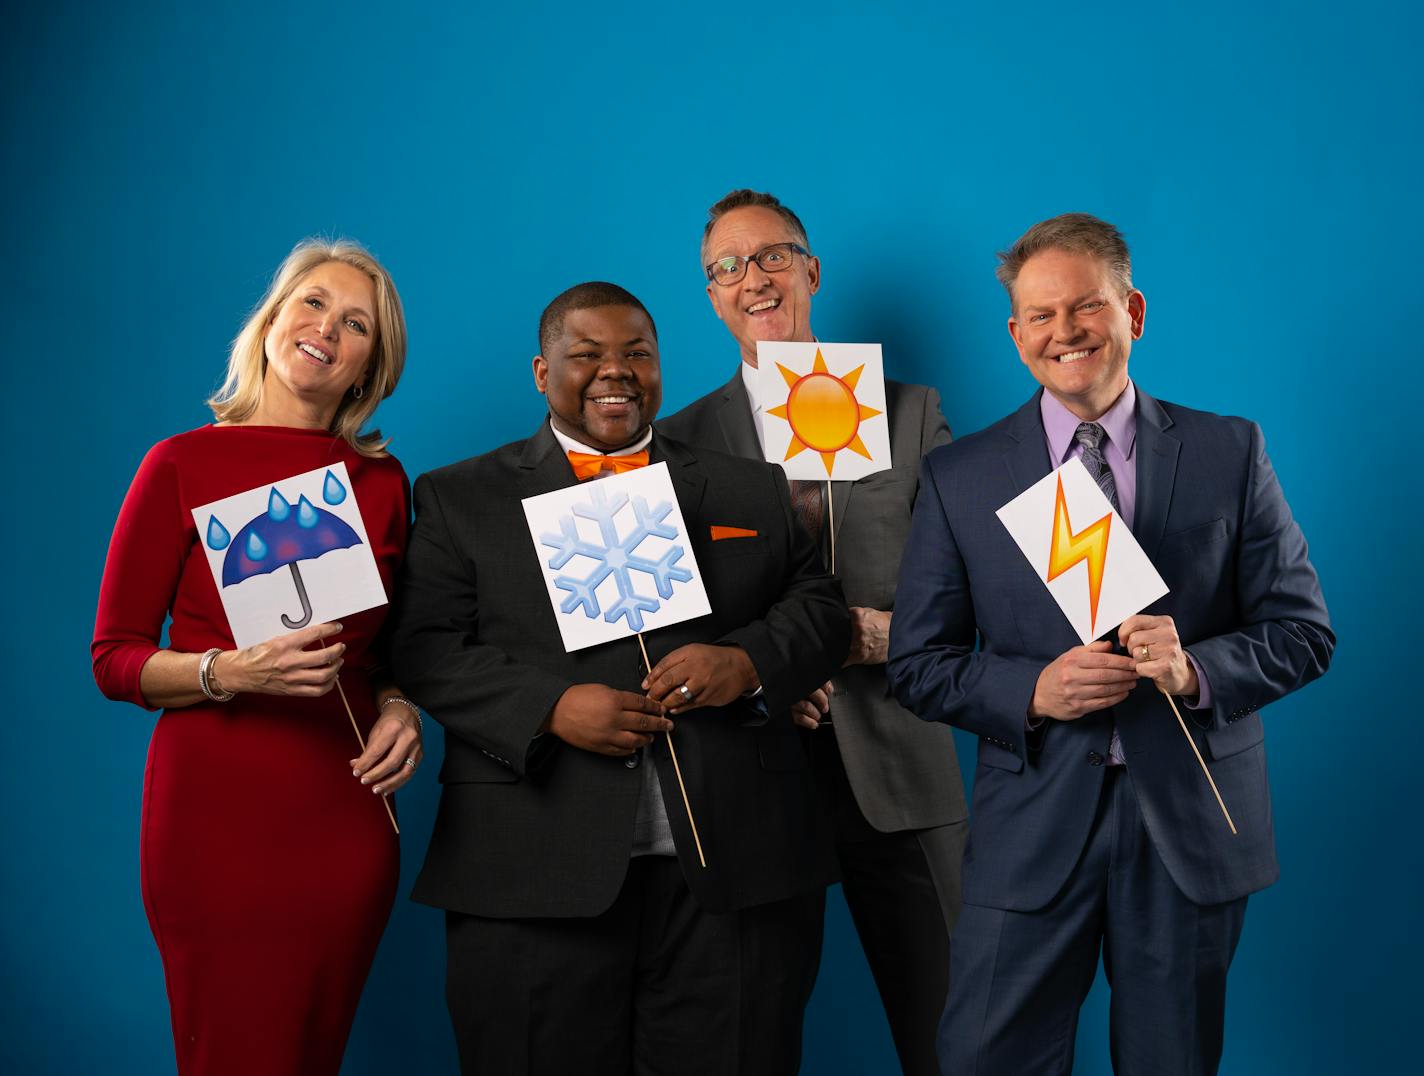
[{"left": 790, "top": 479, "right": 825, "bottom": 545}]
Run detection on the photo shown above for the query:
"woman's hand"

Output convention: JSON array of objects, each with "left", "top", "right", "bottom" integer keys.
[
  {"left": 351, "top": 698, "right": 424, "bottom": 795},
  {"left": 213, "top": 622, "right": 346, "bottom": 697}
]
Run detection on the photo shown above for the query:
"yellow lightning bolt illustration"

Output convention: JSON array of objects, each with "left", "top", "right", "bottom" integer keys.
[{"left": 1046, "top": 475, "right": 1113, "bottom": 634}]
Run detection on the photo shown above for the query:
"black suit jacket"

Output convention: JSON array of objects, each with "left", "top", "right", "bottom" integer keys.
[
  {"left": 390, "top": 425, "right": 848, "bottom": 918},
  {"left": 660, "top": 371, "right": 966, "bottom": 833},
  {"left": 888, "top": 389, "right": 1334, "bottom": 909}
]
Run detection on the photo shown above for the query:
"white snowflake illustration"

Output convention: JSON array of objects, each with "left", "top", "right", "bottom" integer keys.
[{"left": 539, "top": 483, "right": 694, "bottom": 632}]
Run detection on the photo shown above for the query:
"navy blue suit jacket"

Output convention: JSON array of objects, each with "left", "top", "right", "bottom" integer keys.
[{"left": 886, "top": 388, "right": 1333, "bottom": 910}]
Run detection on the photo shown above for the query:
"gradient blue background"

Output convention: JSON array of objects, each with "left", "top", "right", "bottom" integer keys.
[{"left": 4, "top": 1, "right": 1416, "bottom": 1072}]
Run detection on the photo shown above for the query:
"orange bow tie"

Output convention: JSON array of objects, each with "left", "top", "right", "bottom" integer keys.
[{"left": 566, "top": 449, "right": 650, "bottom": 480}]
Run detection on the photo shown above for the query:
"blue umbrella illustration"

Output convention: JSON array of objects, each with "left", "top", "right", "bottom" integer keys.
[{"left": 205, "top": 469, "right": 362, "bottom": 630}]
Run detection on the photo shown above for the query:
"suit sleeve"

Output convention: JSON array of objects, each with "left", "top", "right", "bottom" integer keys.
[
  {"left": 1181, "top": 423, "right": 1334, "bottom": 724},
  {"left": 886, "top": 455, "right": 1044, "bottom": 757},
  {"left": 716, "top": 464, "right": 851, "bottom": 717},
  {"left": 389, "top": 472, "right": 572, "bottom": 775},
  {"left": 921, "top": 386, "right": 953, "bottom": 455}
]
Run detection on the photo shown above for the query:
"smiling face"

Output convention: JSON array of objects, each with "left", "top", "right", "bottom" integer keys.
[
  {"left": 1007, "top": 247, "right": 1145, "bottom": 420},
  {"left": 704, "top": 205, "right": 820, "bottom": 367},
  {"left": 261, "top": 260, "right": 377, "bottom": 423},
  {"left": 533, "top": 304, "right": 662, "bottom": 452}
]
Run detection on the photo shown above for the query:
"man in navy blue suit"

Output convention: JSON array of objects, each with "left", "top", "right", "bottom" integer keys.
[{"left": 886, "top": 213, "right": 1333, "bottom": 1075}]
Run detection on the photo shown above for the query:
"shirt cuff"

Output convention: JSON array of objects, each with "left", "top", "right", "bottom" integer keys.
[{"left": 1184, "top": 651, "right": 1212, "bottom": 709}]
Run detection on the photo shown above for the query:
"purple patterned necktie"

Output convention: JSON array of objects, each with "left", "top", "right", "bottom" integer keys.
[
  {"left": 1074, "top": 422, "right": 1119, "bottom": 512},
  {"left": 1074, "top": 422, "right": 1126, "bottom": 766}
]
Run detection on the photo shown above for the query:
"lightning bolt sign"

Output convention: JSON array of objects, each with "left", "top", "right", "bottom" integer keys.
[{"left": 1045, "top": 475, "right": 1112, "bottom": 635}]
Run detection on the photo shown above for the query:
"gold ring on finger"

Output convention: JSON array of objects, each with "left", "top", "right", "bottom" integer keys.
[{"left": 1139, "top": 645, "right": 1151, "bottom": 660}]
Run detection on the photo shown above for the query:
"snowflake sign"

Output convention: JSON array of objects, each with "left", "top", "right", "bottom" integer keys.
[{"left": 522, "top": 462, "right": 712, "bottom": 651}]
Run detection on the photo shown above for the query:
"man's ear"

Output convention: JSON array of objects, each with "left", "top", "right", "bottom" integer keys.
[
  {"left": 532, "top": 354, "right": 548, "bottom": 393},
  {"left": 1127, "top": 289, "right": 1146, "bottom": 339},
  {"left": 805, "top": 254, "right": 821, "bottom": 296},
  {"left": 1007, "top": 314, "right": 1024, "bottom": 353},
  {"left": 705, "top": 282, "right": 726, "bottom": 323}
]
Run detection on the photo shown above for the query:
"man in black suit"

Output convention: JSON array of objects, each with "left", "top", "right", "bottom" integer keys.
[
  {"left": 660, "top": 190, "right": 965, "bottom": 1075},
  {"left": 390, "top": 282, "right": 849, "bottom": 1075}
]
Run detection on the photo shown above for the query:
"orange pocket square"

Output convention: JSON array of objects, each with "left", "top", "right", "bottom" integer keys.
[{"left": 710, "top": 526, "right": 759, "bottom": 541}]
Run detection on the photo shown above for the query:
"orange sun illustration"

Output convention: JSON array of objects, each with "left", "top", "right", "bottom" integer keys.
[{"left": 766, "top": 349, "right": 883, "bottom": 476}]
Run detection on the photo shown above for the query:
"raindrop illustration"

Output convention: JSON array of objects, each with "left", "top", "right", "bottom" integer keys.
[
  {"left": 268, "top": 488, "right": 291, "bottom": 521},
  {"left": 322, "top": 470, "right": 347, "bottom": 505},
  {"left": 206, "top": 515, "right": 231, "bottom": 550},
  {"left": 297, "top": 495, "right": 320, "bottom": 529},
  {"left": 246, "top": 531, "right": 269, "bottom": 561}
]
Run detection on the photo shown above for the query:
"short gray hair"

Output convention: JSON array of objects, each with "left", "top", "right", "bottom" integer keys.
[{"left": 996, "top": 213, "right": 1132, "bottom": 308}]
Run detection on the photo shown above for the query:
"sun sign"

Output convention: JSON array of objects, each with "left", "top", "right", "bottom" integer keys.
[
  {"left": 191, "top": 463, "right": 388, "bottom": 648},
  {"left": 522, "top": 462, "right": 712, "bottom": 652},
  {"left": 757, "top": 342, "right": 892, "bottom": 480},
  {"left": 995, "top": 457, "right": 1168, "bottom": 645}
]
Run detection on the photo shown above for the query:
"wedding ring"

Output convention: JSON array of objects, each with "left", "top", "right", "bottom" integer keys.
[
  {"left": 1139, "top": 646, "right": 1151, "bottom": 660},
  {"left": 404, "top": 757, "right": 417, "bottom": 769},
  {"left": 678, "top": 684, "right": 692, "bottom": 699}
]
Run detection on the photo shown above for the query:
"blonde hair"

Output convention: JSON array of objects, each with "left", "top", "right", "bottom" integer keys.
[{"left": 208, "top": 238, "right": 407, "bottom": 456}]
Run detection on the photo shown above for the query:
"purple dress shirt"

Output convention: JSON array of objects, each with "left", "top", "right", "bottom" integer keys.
[{"left": 1039, "top": 383, "right": 1212, "bottom": 711}]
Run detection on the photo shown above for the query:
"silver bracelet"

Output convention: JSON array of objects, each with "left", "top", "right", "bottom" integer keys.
[
  {"left": 380, "top": 694, "right": 423, "bottom": 733},
  {"left": 198, "top": 648, "right": 235, "bottom": 703}
]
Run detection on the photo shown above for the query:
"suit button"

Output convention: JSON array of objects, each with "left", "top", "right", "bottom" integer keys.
[
  {"left": 624, "top": 753, "right": 641, "bottom": 769},
  {"left": 1087, "top": 751, "right": 1104, "bottom": 766}
]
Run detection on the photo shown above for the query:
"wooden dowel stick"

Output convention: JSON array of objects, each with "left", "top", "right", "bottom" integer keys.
[
  {"left": 826, "top": 480, "right": 836, "bottom": 575},
  {"left": 636, "top": 632, "right": 707, "bottom": 868},
  {"left": 1158, "top": 686, "right": 1236, "bottom": 835},
  {"left": 336, "top": 678, "right": 400, "bottom": 835}
]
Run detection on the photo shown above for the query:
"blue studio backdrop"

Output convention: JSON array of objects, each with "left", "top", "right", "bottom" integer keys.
[{"left": 4, "top": 2, "right": 1417, "bottom": 1072}]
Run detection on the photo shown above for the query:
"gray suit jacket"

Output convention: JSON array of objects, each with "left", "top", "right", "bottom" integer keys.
[{"left": 660, "top": 370, "right": 966, "bottom": 832}]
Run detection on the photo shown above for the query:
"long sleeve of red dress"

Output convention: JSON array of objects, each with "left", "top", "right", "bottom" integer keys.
[{"left": 93, "top": 440, "right": 186, "bottom": 708}]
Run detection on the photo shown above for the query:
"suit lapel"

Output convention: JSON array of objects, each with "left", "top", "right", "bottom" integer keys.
[
  {"left": 1000, "top": 393, "right": 1082, "bottom": 651},
  {"left": 714, "top": 371, "right": 763, "bottom": 458},
  {"left": 1132, "top": 389, "right": 1180, "bottom": 560},
  {"left": 653, "top": 432, "right": 708, "bottom": 528},
  {"left": 830, "top": 378, "right": 903, "bottom": 539},
  {"left": 1002, "top": 391, "right": 1053, "bottom": 493},
  {"left": 831, "top": 479, "right": 853, "bottom": 542},
  {"left": 517, "top": 422, "right": 579, "bottom": 497}
]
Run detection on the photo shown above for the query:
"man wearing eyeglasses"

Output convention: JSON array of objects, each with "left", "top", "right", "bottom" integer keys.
[{"left": 659, "top": 189, "right": 967, "bottom": 1076}]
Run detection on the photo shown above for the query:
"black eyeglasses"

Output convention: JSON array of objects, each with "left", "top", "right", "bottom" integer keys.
[{"left": 704, "top": 242, "right": 810, "bottom": 286}]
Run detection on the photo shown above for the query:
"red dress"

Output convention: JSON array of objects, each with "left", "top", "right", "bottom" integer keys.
[{"left": 92, "top": 425, "right": 409, "bottom": 1076}]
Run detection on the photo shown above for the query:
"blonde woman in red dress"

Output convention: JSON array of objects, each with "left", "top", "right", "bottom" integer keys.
[{"left": 92, "top": 239, "right": 423, "bottom": 1076}]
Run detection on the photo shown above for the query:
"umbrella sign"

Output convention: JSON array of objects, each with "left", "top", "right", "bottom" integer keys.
[{"left": 192, "top": 463, "right": 388, "bottom": 648}]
